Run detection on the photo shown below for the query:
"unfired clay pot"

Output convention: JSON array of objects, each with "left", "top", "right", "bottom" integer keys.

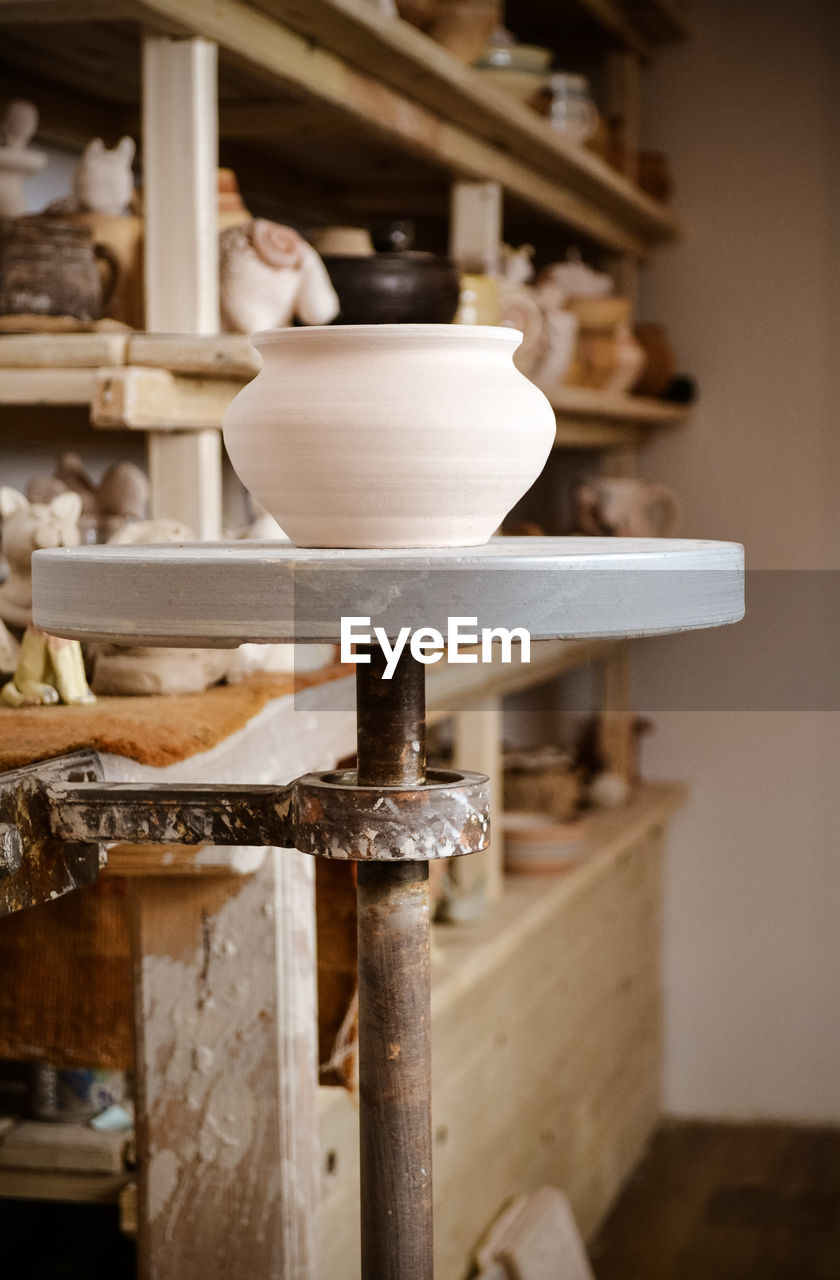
[{"left": 222, "top": 324, "right": 555, "bottom": 548}]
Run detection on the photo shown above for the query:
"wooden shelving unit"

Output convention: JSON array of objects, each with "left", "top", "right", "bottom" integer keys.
[
  {"left": 320, "top": 781, "right": 686, "bottom": 1278},
  {"left": 0, "top": 0, "right": 677, "bottom": 251}
]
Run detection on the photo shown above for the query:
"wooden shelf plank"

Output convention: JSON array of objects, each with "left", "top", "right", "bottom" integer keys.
[
  {"left": 553, "top": 385, "right": 690, "bottom": 425},
  {"left": 553, "top": 386, "right": 689, "bottom": 447},
  {"left": 0, "top": 1166, "right": 131, "bottom": 1204},
  {"left": 427, "top": 637, "right": 618, "bottom": 716},
  {"left": 0, "top": 367, "right": 98, "bottom": 406},
  {"left": 431, "top": 780, "right": 687, "bottom": 1015}
]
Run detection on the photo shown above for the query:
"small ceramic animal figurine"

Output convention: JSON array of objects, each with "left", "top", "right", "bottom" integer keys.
[
  {"left": 0, "top": 487, "right": 95, "bottom": 706},
  {"left": 71, "top": 136, "right": 136, "bottom": 216},
  {"left": 26, "top": 452, "right": 150, "bottom": 543},
  {"left": 0, "top": 620, "right": 19, "bottom": 676},
  {"left": 90, "top": 518, "right": 231, "bottom": 696},
  {"left": 0, "top": 99, "right": 47, "bottom": 218},
  {"left": 219, "top": 219, "right": 340, "bottom": 333}
]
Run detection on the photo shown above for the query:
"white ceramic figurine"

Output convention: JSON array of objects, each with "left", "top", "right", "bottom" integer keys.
[
  {"left": 0, "top": 487, "right": 95, "bottom": 706},
  {"left": 219, "top": 218, "right": 340, "bottom": 333}
]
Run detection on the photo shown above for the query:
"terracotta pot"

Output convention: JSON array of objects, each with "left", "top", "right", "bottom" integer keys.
[
  {"left": 0, "top": 215, "right": 118, "bottom": 325},
  {"left": 633, "top": 322, "right": 675, "bottom": 396},
  {"left": 222, "top": 324, "right": 555, "bottom": 548},
  {"left": 426, "top": 0, "right": 500, "bottom": 61}
]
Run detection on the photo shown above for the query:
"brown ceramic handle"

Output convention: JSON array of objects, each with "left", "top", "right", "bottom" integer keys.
[{"left": 94, "top": 242, "right": 120, "bottom": 309}]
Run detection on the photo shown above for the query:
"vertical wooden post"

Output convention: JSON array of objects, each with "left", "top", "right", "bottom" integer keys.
[
  {"left": 606, "top": 50, "right": 641, "bottom": 184},
  {"left": 131, "top": 854, "right": 319, "bottom": 1280},
  {"left": 600, "top": 642, "right": 633, "bottom": 782},
  {"left": 451, "top": 697, "right": 504, "bottom": 902},
  {"left": 142, "top": 35, "right": 222, "bottom": 538},
  {"left": 449, "top": 180, "right": 502, "bottom": 274},
  {"left": 142, "top": 36, "right": 219, "bottom": 332}
]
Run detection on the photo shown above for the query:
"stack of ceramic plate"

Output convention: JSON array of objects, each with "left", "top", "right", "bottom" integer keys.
[{"left": 502, "top": 811, "right": 588, "bottom": 874}]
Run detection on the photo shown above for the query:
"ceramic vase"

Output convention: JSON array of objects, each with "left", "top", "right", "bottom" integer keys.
[{"left": 222, "top": 323, "right": 556, "bottom": 548}]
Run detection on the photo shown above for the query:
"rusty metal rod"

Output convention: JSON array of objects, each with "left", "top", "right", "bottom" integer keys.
[{"left": 356, "top": 645, "right": 433, "bottom": 1280}]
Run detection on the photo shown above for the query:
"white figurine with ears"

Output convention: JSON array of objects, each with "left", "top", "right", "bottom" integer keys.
[
  {"left": 73, "top": 136, "right": 135, "bottom": 215},
  {"left": 46, "top": 136, "right": 136, "bottom": 217},
  {"left": 219, "top": 218, "right": 340, "bottom": 333},
  {"left": 0, "top": 488, "right": 95, "bottom": 706}
]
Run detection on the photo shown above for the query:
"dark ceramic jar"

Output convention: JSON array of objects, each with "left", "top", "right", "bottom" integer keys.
[{"left": 321, "top": 224, "right": 459, "bottom": 324}]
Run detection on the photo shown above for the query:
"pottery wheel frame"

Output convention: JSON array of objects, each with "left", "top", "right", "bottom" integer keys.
[{"left": 20, "top": 536, "right": 743, "bottom": 1280}]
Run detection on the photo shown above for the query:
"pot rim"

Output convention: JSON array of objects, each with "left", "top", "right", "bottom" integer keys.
[{"left": 251, "top": 323, "right": 524, "bottom": 349}]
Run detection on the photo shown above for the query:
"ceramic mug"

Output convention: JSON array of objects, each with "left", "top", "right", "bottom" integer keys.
[{"left": 575, "top": 477, "right": 679, "bottom": 539}]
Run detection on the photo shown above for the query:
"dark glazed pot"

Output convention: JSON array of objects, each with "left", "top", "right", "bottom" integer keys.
[
  {"left": 0, "top": 215, "right": 118, "bottom": 324},
  {"left": 322, "top": 251, "right": 460, "bottom": 324}
]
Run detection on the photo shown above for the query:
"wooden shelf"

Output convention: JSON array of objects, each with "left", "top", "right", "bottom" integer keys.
[
  {"left": 0, "top": 336, "right": 689, "bottom": 455},
  {"left": 552, "top": 385, "right": 690, "bottom": 448},
  {"left": 0, "top": 0, "right": 679, "bottom": 252},
  {"left": 427, "top": 636, "right": 619, "bottom": 716}
]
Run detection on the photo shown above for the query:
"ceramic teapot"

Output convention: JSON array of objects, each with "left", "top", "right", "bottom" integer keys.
[{"left": 0, "top": 215, "right": 118, "bottom": 326}]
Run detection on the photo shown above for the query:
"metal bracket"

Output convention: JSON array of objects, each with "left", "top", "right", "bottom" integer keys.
[
  {"left": 0, "top": 752, "right": 490, "bottom": 916},
  {"left": 0, "top": 750, "right": 104, "bottom": 917}
]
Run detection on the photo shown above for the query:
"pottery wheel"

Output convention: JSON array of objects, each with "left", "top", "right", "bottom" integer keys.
[{"left": 32, "top": 537, "right": 744, "bottom": 646}]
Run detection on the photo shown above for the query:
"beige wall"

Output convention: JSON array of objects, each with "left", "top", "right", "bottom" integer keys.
[{"left": 635, "top": 0, "right": 840, "bottom": 1120}]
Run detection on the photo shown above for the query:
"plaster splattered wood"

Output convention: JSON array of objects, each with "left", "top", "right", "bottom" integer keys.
[
  {"left": 33, "top": 537, "right": 745, "bottom": 647},
  {"left": 132, "top": 852, "right": 319, "bottom": 1280}
]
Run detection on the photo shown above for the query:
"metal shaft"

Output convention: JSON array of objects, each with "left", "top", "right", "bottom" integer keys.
[{"left": 356, "top": 646, "right": 433, "bottom": 1280}]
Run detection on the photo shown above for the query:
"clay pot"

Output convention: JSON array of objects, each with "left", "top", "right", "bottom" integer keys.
[
  {"left": 0, "top": 215, "right": 118, "bottom": 326},
  {"left": 322, "top": 251, "right": 460, "bottom": 324},
  {"left": 222, "top": 324, "right": 556, "bottom": 548},
  {"left": 396, "top": 0, "right": 443, "bottom": 28},
  {"left": 426, "top": 0, "right": 500, "bottom": 61},
  {"left": 633, "top": 322, "right": 676, "bottom": 396}
]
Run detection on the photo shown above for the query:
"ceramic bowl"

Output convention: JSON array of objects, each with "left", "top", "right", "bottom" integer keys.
[
  {"left": 222, "top": 324, "right": 556, "bottom": 548},
  {"left": 475, "top": 41, "right": 552, "bottom": 72},
  {"left": 474, "top": 66, "right": 548, "bottom": 102},
  {"left": 322, "top": 252, "right": 460, "bottom": 324}
]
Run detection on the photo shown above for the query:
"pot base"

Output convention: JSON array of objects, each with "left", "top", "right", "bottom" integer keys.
[{"left": 281, "top": 513, "right": 498, "bottom": 549}]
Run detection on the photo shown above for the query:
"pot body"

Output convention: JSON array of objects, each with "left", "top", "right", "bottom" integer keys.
[
  {"left": 322, "top": 253, "right": 460, "bottom": 324},
  {"left": 222, "top": 324, "right": 556, "bottom": 548}
]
